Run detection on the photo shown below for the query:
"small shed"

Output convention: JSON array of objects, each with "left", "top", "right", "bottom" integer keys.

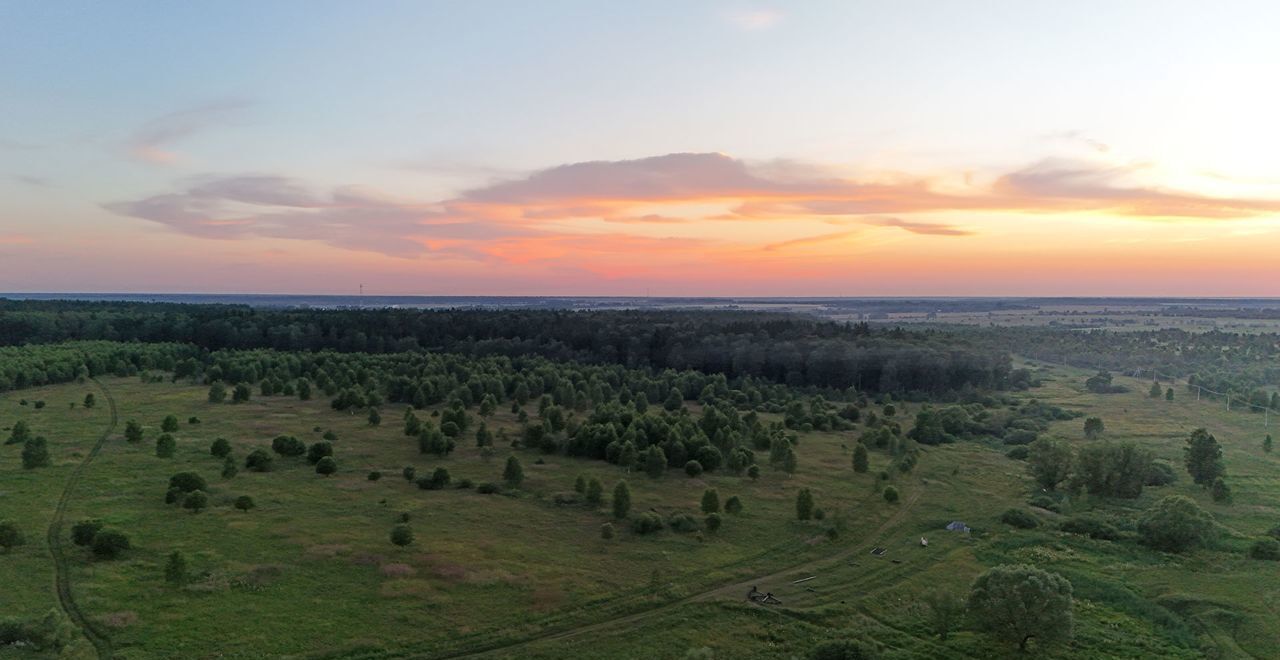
[{"left": 945, "top": 521, "right": 970, "bottom": 533}]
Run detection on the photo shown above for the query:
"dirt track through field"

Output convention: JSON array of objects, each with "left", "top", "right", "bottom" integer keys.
[
  {"left": 435, "top": 483, "right": 928, "bottom": 659},
  {"left": 46, "top": 377, "right": 116, "bottom": 659}
]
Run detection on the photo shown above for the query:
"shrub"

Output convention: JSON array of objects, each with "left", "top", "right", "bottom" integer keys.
[
  {"left": 245, "top": 449, "right": 274, "bottom": 472},
  {"left": 124, "top": 420, "right": 144, "bottom": 443},
  {"left": 725, "top": 495, "right": 743, "bottom": 514},
  {"left": 1248, "top": 537, "right": 1280, "bottom": 561},
  {"left": 503, "top": 456, "right": 524, "bottom": 486},
  {"left": 160, "top": 415, "right": 179, "bottom": 433},
  {"left": 154, "top": 434, "right": 176, "bottom": 458},
  {"left": 1138, "top": 495, "right": 1216, "bottom": 552},
  {"left": 476, "top": 482, "right": 500, "bottom": 494},
  {"left": 700, "top": 488, "right": 720, "bottom": 514},
  {"left": 164, "top": 487, "right": 183, "bottom": 504},
  {"left": 21, "top": 437, "right": 50, "bottom": 469},
  {"left": 1006, "top": 446, "right": 1030, "bottom": 460},
  {"left": 667, "top": 513, "right": 700, "bottom": 533},
  {"left": 209, "top": 438, "right": 231, "bottom": 458},
  {"left": 553, "top": 492, "right": 580, "bottom": 505},
  {"left": 367, "top": 470, "right": 382, "bottom": 481},
  {"left": 1003, "top": 430, "right": 1038, "bottom": 446},
  {"left": 70, "top": 520, "right": 103, "bottom": 546},
  {"left": 1211, "top": 477, "right": 1232, "bottom": 504},
  {"left": 882, "top": 486, "right": 899, "bottom": 503},
  {"left": 613, "top": 481, "right": 632, "bottom": 519},
  {"left": 573, "top": 474, "right": 586, "bottom": 493},
  {"left": 1027, "top": 494, "right": 1061, "bottom": 513},
  {"left": 390, "top": 524, "right": 414, "bottom": 547},
  {"left": 456, "top": 478, "right": 474, "bottom": 489},
  {"left": 585, "top": 478, "right": 604, "bottom": 505},
  {"left": 1000, "top": 508, "right": 1039, "bottom": 529},
  {"left": 809, "top": 639, "right": 880, "bottom": 660},
  {"left": 684, "top": 460, "right": 704, "bottom": 477},
  {"left": 164, "top": 551, "right": 188, "bottom": 585},
  {"left": 187, "top": 417, "right": 200, "bottom": 425},
  {"left": 1145, "top": 461, "right": 1177, "bottom": 487},
  {"left": 306, "top": 441, "right": 333, "bottom": 465},
  {"left": 747, "top": 464, "right": 760, "bottom": 480},
  {"left": 91, "top": 529, "right": 131, "bottom": 559},
  {"left": 600, "top": 522, "right": 614, "bottom": 540},
  {"left": 234, "top": 495, "right": 255, "bottom": 512},
  {"left": 221, "top": 456, "right": 238, "bottom": 479},
  {"left": 0, "top": 521, "right": 25, "bottom": 552},
  {"left": 168, "top": 471, "right": 207, "bottom": 494},
  {"left": 402, "top": 466, "right": 416, "bottom": 481},
  {"left": 631, "top": 512, "right": 664, "bottom": 534},
  {"left": 271, "top": 435, "right": 306, "bottom": 457},
  {"left": 182, "top": 490, "right": 209, "bottom": 513},
  {"left": 315, "top": 456, "right": 338, "bottom": 476},
  {"left": 705, "top": 512, "right": 723, "bottom": 533}
]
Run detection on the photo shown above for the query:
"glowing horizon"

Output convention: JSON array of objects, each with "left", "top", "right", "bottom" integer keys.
[{"left": 3, "top": 2, "right": 1279, "bottom": 296}]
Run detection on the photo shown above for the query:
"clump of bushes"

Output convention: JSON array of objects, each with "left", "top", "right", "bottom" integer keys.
[
  {"left": 999, "top": 508, "right": 1039, "bottom": 529},
  {"left": 630, "top": 512, "right": 664, "bottom": 535},
  {"left": 1248, "top": 537, "right": 1280, "bottom": 561},
  {"left": 666, "top": 513, "right": 700, "bottom": 533},
  {"left": 1058, "top": 516, "right": 1120, "bottom": 541}
]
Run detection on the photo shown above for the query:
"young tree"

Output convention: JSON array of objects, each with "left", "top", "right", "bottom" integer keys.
[
  {"left": 684, "top": 460, "right": 704, "bottom": 477},
  {"left": 1184, "top": 428, "right": 1225, "bottom": 487},
  {"left": 503, "top": 455, "right": 525, "bottom": 486},
  {"left": 367, "top": 408, "right": 382, "bottom": 427},
  {"left": 306, "top": 441, "right": 333, "bottom": 465},
  {"left": 644, "top": 445, "right": 667, "bottom": 478},
  {"left": 390, "top": 524, "right": 414, "bottom": 547},
  {"left": 782, "top": 447, "right": 798, "bottom": 474},
  {"left": 21, "top": 437, "right": 51, "bottom": 469},
  {"left": 124, "top": 419, "right": 144, "bottom": 443},
  {"left": 245, "top": 448, "right": 274, "bottom": 472},
  {"left": 796, "top": 488, "right": 814, "bottom": 520},
  {"left": 83, "top": 393, "right": 96, "bottom": 409},
  {"left": 1265, "top": 434, "right": 1273, "bottom": 453},
  {"left": 161, "top": 415, "right": 180, "bottom": 433},
  {"left": 747, "top": 464, "right": 760, "bottom": 480},
  {"left": 182, "top": 490, "right": 209, "bottom": 513},
  {"left": 221, "top": 455, "right": 238, "bottom": 479},
  {"left": 705, "top": 512, "right": 722, "bottom": 533},
  {"left": 1137, "top": 494, "right": 1216, "bottom": 552},
  {"left": 232, "top": 383, "right": 251, "bottom": 403},
  {"left": 1149, "top": 381, "right": 1163, "bottom": 398},
  {"left": 701, "top": 488, "right": 720, "bottom": 514},
  {"left": 1083, "top": 417, "right": 1105, "bottom": 440},
  {"left": 0, "top": 521, "right": 25, "bottom": 552},
  {"left": 585, "top": 478, "right": 604, "bottom": 506},
  {"left": 6, "top": 420, "right": 31, "bottom": 446},
  {"left": 168, "top": 471, "right": 207, "bottom": 493},
  {"left": 922, "top": 589, "right": 965, "bottom": 641},
  {"left": 852, "top": 443, "right": 869, "bottom": 473},
  {"left": 91, "top": 529, "right": 131, "bottom": 559},
  {"left": 210, "top": 437, "right": 231, "bottom": 458},
  {"left": 402, "top": 465, "right": 416, "bottom": 481},
  {"left": 208, "top": 381, "right": 227, "bottom": 403},
  {"left": 155, "top": 433, "right": 176, "bottom": 458},
  {"left": 664, "top": 387, "right": 684, "bottom": 412},
  {"left": 1027, "top": 437, "right": 1073, "bottom": 490},
  {"left": 600, "top": 522, "right": 615, "bottom": 540},
  {"left": 315, "top": 456, "right": 338, "bottom": 477},
  {"left": 1166, "top": 387, "right": 1175, "bottom": 401},
  {"left": 612, "top": 480, "right": 632, "bottom": 519},
  {"left": 724, "top": 495, "right": 743, "bottom": 514},
  {"left": 234, "top": 495, "right": 255, "bottom": 512},
  {"left": 883, "top": 485, "right": 900, "bottom": 503},
  {"left": 164, "top": 551, "right": 188, "bottom": 585},
  {"left": 70, "top": 520, "right": 103, "bottom": 546},
  {"left": 968, "top": 564, "right": 1073, "bottom": 652},
  {"left": 1211, "top": 477, "right": 1232, "bottom": 503}
]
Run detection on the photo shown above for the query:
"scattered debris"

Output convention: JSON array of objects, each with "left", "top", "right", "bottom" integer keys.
[
  {"left": 747, "top": 586, "right": 782, "bottom": 605},
  {"left": 920, "top": 537, "right": 929, "bottom": 547},
  {"left": 791, "top": 576, "right": 817, "bottom": 585},
  {"left": 871, "top": 547, "right": 887, "bottom": 556}
]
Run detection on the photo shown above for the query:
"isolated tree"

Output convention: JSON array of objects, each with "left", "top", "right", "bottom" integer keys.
[
  {"left": 164, "top": 551, "right": 188, "bottom": 585},
  {"left": 475, "top": 423, "right": 493, "bottom": 448},
  {"left": 390, "top": 524, "right": 414, "bottom": 547},
  {"left": 6, "top": 420, "right": 31, "bottom": 445},
  {"left": 402, "top": 466, "right": 416, "bottom": 481},
  {"left": 221, "top": 455, "right": 238, "bottom": 479},
  {"left": 91, "top": 529, "right": 131, "bottom": 559},
  {"left": 182, "top": 490, "right": 209, "bottom": 513},
  {"left": 161, "top": 415, "right": 179, "bottom": 433},
  {"left": 1184, "top": 428, "right": 1225, "bottom": 487},
  {"left": 0, "top": 521, "right": 25, "bottom": 552},
  {"left": 796, "top": 488, "right": 814, "bottom": 520},
  {"left": 968, "top": 564, "right": 1073, "bottom": 652},
  {"left": 1265, "top": 434, "right": 1273, "bottom": 453},
  {"left": 245, "top": 448, "right": 274, "bottom": 472},
  {"left": 725, "top": 495, "right": 743, "bottom": 514},
  {"left": 503, "top": 455, "right": 524, "bottom": 486},
  {"left": 747, "top": 464, "right": 760, "bottom": 480},
  {"left": 922, "top": 589, "right": 965, "bottom": 641},
  {"left": 883, "top": 485, "right": 900, "bottom": 503},
  {"left": 1166, "top": 387, "right": 1175, "bottom": 401},
  {"left": 1027, "top": 437, "right": 1073, "bottom": 490},
  {"left": 1211, "top": 477, "right": 1232, "bottom": 503},
  {"left": 306, "top": 441, "right": 333, "bottom": 465},
  {"left": 612, "top": 480, "right": 632, "bottom": 519},
  {"left": 600, "top": 522, "right": 615, "bottom": 540},
  {"left": 232, "top": 383, "right": 251, "bottom": 403},
  {"left": 208, "top": 382, "right": 227, "bottom": 403},
  {"left": 701, "top": 488, "right": 720, "bottom": 514},
  {"left": 852, "top": 443, "right": 869, "bottom": 473},
  {"left": 644, "top": 445, "right": 667, "bottom": 478},
  {"left": 585, "top": 477, "right": 604, "bottom": 506},
  {"left": 367, "top": 408, "right": 381, "bottom": 427},
  {"left": 782, "top": 447, "right": 798, "bottom": 474},
  {"left": 70, "top": 519, "right": 103, "bottom": 546},
  {"left": 1149, "top": 381, "right": 1163, "bottom": 398},
  {"left": 234, "top": 495, "right": 255, "bottom": 512},
  {"left": 168, "top": 471, "right": 207, "bottom": 493},
  {"left": 210, "top": 437, "right": 231, "bottom": 458},
  {"left": 684, "top": 460, "right": 704, "bottom": 477},
  {"left": 21, "top": 437, "right": 51, "bottom": 469},
  {"left": 705, "top": 512, "right": 722, "bottom": 533},
  {"left": 1083, "top": 417, "right": 1105, "bottom": 440},
  {"left": 315, "top": 456, "right": 338, "bottom": 477},
  {"left": 124, "top": 419, "right": 143, "bottom": 443},
  {"left": 155, "top": 433, "right": 176, "bottom": 458},
  {"left": 1137, "top": 494, "right": 1216, "bottom": 552},
  {"left": 83, "top": 393, "right": 96, "bottom": 409}
]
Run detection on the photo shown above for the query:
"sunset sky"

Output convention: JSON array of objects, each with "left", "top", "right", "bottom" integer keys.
[{"left": 3, "top": 1, "right": 1279, "bottom": 296}]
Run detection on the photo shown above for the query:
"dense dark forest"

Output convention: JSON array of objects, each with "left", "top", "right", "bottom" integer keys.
[{"left": 0, "top": 300, "right": 1016, "bottom": 396}]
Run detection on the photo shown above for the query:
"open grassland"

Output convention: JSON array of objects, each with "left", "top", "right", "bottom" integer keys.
[{"left": 3, "top": 364, "right": 1280, "bottom": 658}]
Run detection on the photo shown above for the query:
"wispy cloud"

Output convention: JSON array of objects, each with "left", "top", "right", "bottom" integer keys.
[
  {"left": 11, "top": 175, "right": 49, "bottom": 187},
  {"left": 724, "top": 9, "right": 783, "bottom": 31},
  {"left": 126, "top": 99, "right": 251, "bottom": 165}
]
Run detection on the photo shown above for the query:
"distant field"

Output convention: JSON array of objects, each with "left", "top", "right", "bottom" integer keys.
[
  {"left": 854, "top": 305, "right": 1280, "bottom": 334},
  {"left": 3, "top": 365, "right": 1279, "bottom": 658}
]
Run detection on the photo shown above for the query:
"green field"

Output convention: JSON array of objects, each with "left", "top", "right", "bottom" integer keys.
[{"left": 3, "top": 360, "right": 1279, "bottom": 659}]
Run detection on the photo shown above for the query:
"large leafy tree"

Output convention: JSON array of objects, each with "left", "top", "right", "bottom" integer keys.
[
  {"left": 1137, "top": 495, "right": 1216, "bottom": 552},
  {"left": 1184, "top": 428, "right": 1225, "bottom": 487},
  {"left": 968, "top": 564, "right": 1073, "bottom": 651}
]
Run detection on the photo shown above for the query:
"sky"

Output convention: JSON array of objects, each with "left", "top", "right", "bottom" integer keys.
[{"left": 2, "top": 0, "right": 1280, "bottom": 296}]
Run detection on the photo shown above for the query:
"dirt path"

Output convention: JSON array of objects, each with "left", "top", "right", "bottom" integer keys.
[
  {"left": 45, "top": 377, "right": 116, "bottom": 659},
  {"left": 437, "top": 483, "right": 928, "bottom": 659}
]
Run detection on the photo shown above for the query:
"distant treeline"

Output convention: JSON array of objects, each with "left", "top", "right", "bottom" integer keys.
[{"left": 0, "top": 300, "right": 1017, "bottom": 396}]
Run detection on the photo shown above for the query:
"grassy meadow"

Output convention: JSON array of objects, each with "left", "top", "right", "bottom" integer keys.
[{"left": 3, "top": 364, "right": 1279, "bottom": 658}]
